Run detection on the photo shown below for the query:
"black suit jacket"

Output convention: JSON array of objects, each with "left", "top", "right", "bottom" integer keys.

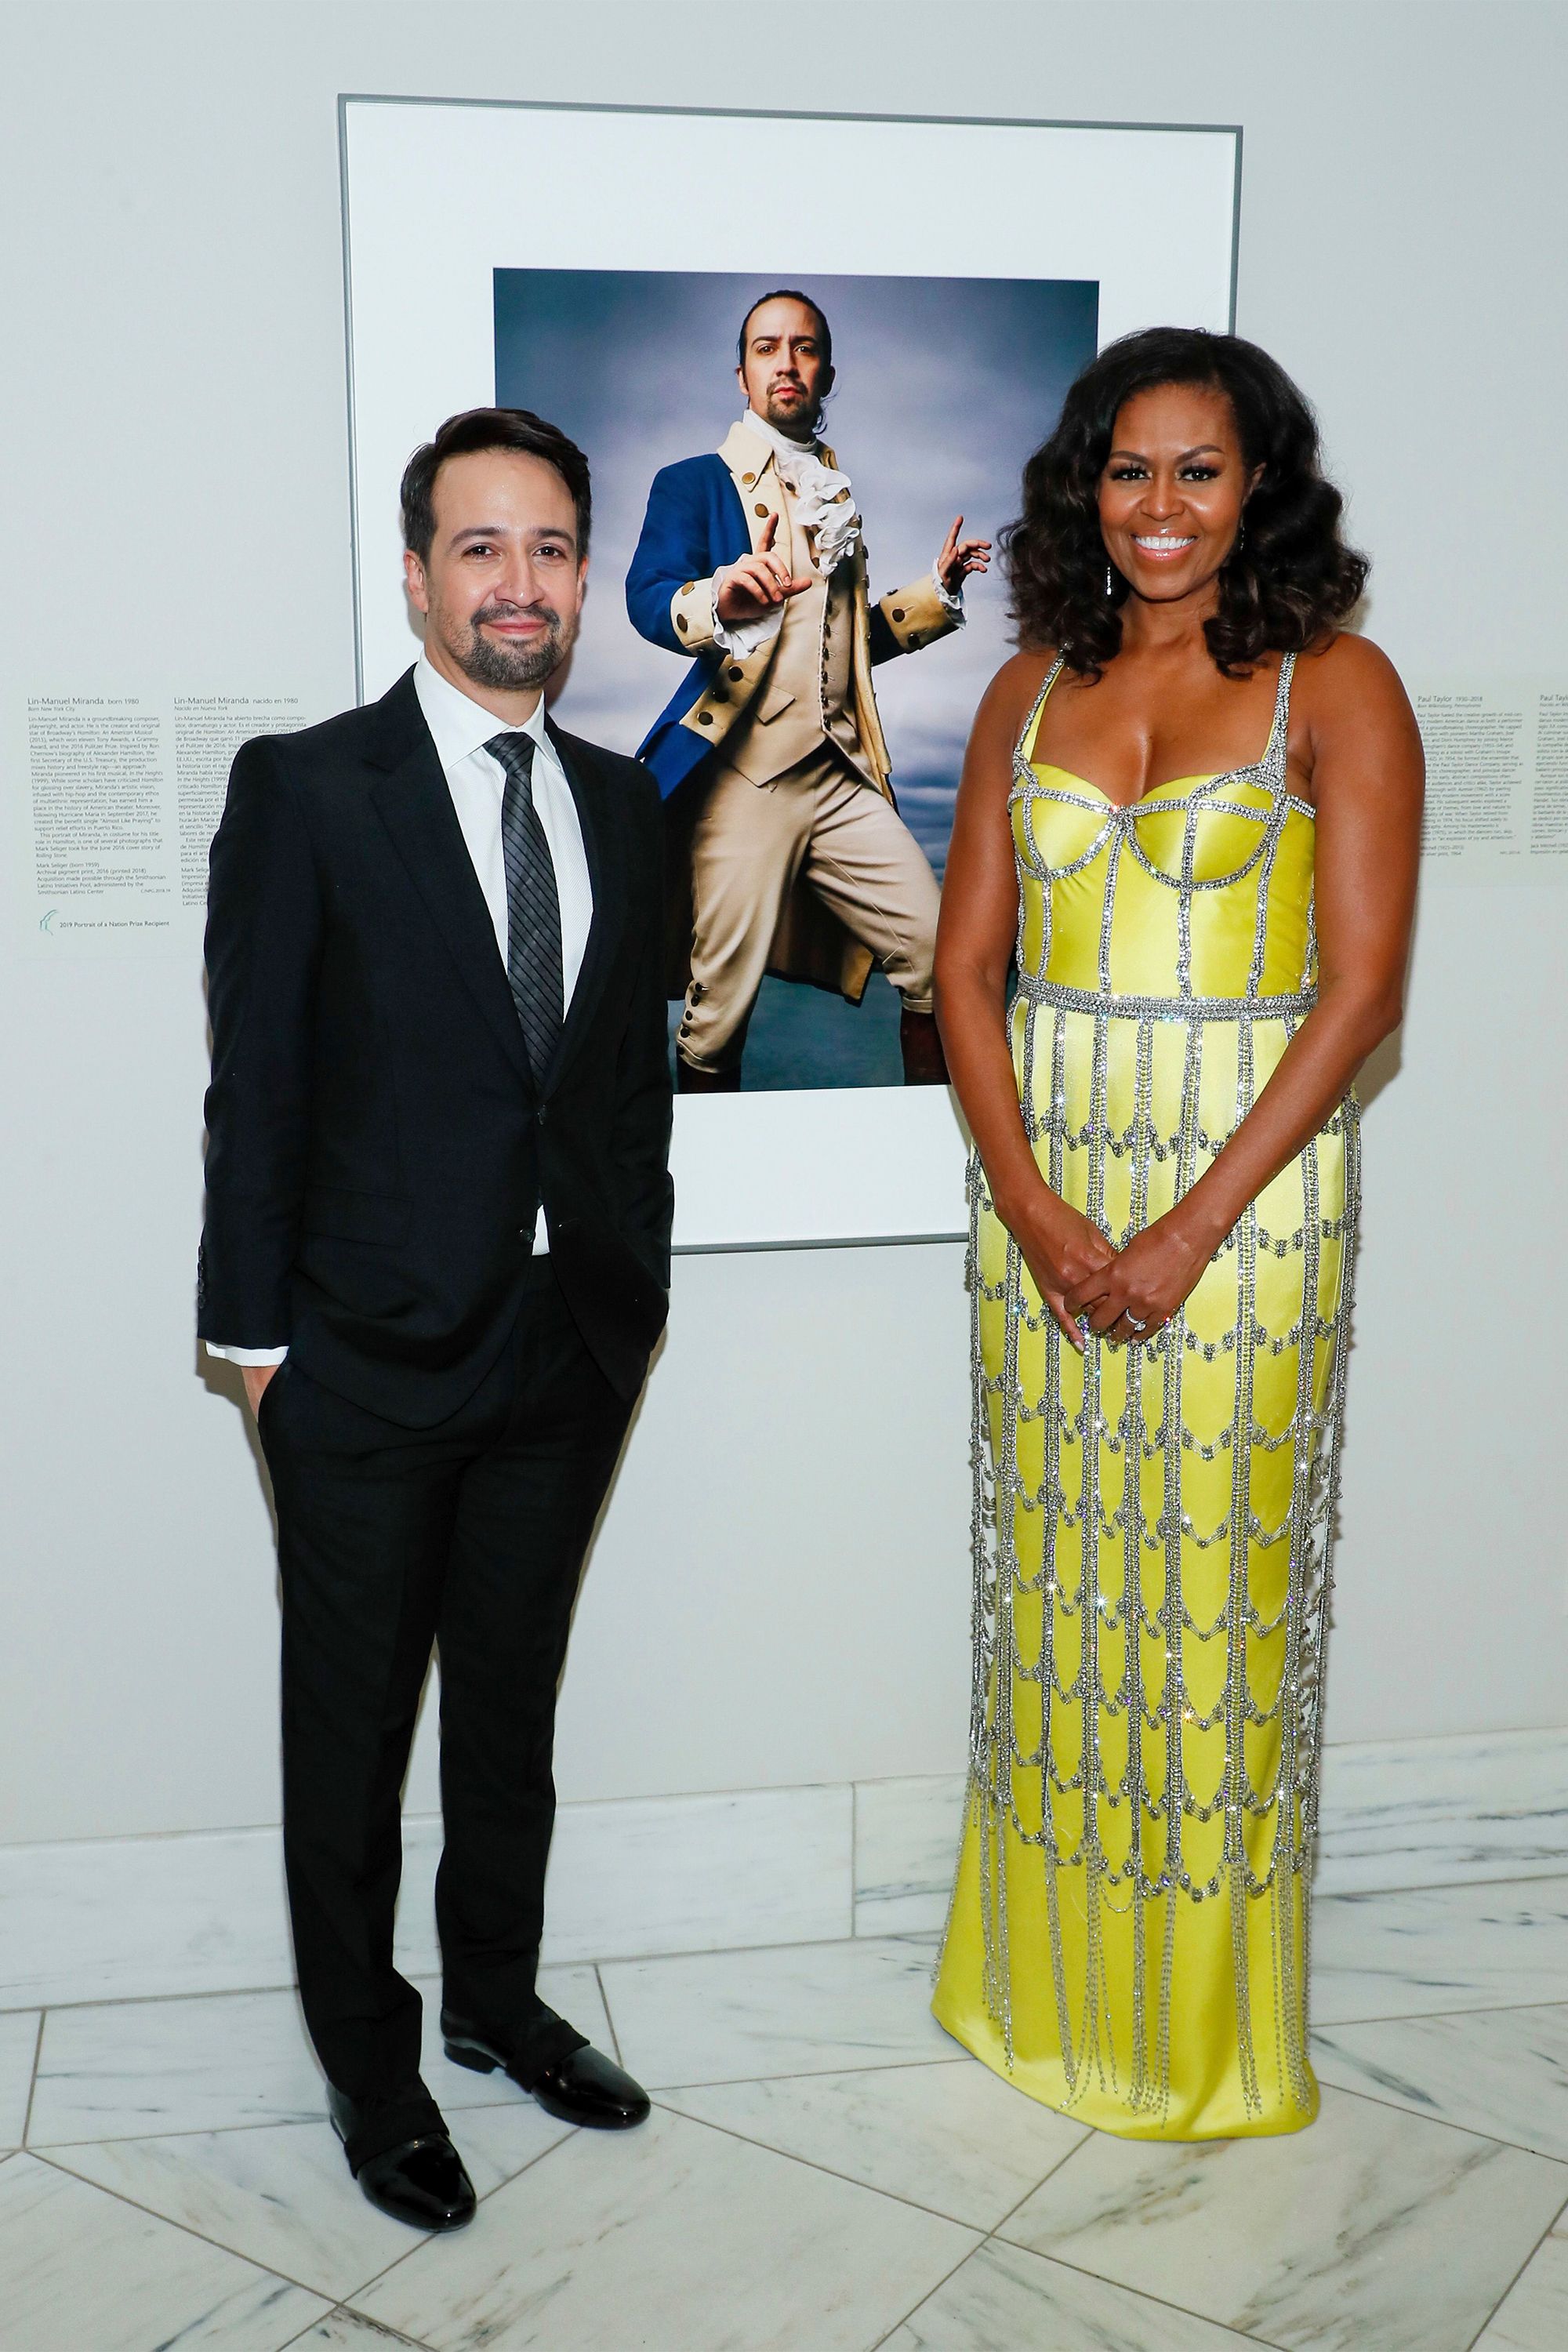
[{"left": 198, "top": 668, "right": 673, "bottom": 1427}]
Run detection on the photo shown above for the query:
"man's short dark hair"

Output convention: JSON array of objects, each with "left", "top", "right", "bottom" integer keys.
[
  {"left": 735, "top": 289, "right": 833, "bottom": 371},
  {"left": 400, "top": 408, "right": 592, "bottom": 564}
]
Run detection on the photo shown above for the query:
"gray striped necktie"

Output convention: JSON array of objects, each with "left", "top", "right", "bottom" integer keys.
[{"left": 485, "top": 731, "right": 563, "bottom": 1085}]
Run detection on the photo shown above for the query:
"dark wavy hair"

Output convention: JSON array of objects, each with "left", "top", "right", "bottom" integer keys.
[
  {"left": 401, "top": 406, "right": 591, "bottom": 563},
  {"left": 1003, "top": 328, "right": 1367, "bottom": 677}
]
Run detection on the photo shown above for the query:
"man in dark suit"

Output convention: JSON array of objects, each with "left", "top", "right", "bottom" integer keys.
[{"left": 198, "top": 408, "right": 673, "bottom": 2231}]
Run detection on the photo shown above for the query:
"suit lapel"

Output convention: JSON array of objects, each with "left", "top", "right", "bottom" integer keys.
[
  {"left": 367, "top": 673, "right": 535, "bottom": 1093},
  {"left": 546, "top": 717, "right": 622, "bottom": 1091}
]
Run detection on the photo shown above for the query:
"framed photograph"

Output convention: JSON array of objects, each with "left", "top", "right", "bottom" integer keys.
[{"left": 339, "top": 99, "right": 1241, "bottom": 1250}]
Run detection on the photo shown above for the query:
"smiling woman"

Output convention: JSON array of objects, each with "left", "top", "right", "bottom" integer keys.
[
  {"left": 1005, "top": 327, "right": 1368, "bottom": 684},
  {"left": 928, "top": 328, "right": 1424, "bottom": 2140}
]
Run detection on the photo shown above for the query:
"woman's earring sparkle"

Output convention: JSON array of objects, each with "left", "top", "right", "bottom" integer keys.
[{"left": 1105, "top": 563, "right": 1114, "bottom": 597}]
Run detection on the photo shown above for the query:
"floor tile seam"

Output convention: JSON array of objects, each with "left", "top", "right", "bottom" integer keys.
[
  {"left": 648, "top": 2096, "right": 992, "bottom": 2236},
  {"left": 864, "top": 2231, "right": 1002, "bottom": 2350},
  {"left": 9, "top": 1978, "right": 303, "bottom": 2016},
  {"left": 24, "top": 2082, "right": 594, "bottom": 2153},
  {"left": 0, "top": 1928, "right": 931, "bottom": 2018},
  {"left": 644, "top": 2052, "right": 971, "bottom": 2094},
  {"left": 276, "top": 2307, "right": 433, "bottom": 2352},
  {"left": 1316, "top": 1871, "right": 1568, "bottom": 1909},
  {"left": 1313, "top": 1991, "right": 1568, "bottom": 2031},
  {"left": 18, "top": 2010, "right": 44, "bottom": 2148},
  {"left": 6, "top": 1867, "right": 1568, "bottom": 2019},
  {"left": 1457, "top": 2181, "right": 1568, "bottom": 2352},
  {"left": 27, "top": 2145, "right": 343, "bottom": 2305},
  {"left": 27, "top": 2111, "right": 336, "bottom": 2153},
  {"left": 1304, "top": 2070, "right": 1568, "bottom": 2164},
  {"left": 34, "top": 2117, "right": 582, "bottom": 2322},
  {"left": 977, "top": 2232, "right": 1293, "bottom": 2350}
]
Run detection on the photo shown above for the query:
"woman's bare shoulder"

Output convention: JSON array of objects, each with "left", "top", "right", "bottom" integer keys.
[
  {"left": 975, "top": 646, "right": 1059, "bottom": 735},
  {"left": 1295, "top": 630, "right": 1411, "bottom": 722}
]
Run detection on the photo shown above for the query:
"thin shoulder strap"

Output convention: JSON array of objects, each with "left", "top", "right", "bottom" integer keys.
[
  {"left": 1017, "top": 653, "right": 1066, "bottom": 768},
  {"left": 1265, "top": 651, "right": 1298, "bottom": 771}
]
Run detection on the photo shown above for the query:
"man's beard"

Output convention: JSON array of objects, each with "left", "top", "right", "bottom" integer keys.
[
  {"left": 444, "top": 601, "right": 572, "bottom": 691},
  {"left": 761, "top": 383, "right": 817, "bottom": 438}
]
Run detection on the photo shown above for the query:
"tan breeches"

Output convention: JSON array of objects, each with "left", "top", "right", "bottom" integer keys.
[{"left": 677, "top": 746, "right": 940, "bottom": 1073}]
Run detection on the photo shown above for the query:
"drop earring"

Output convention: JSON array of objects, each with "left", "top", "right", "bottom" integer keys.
[{"left": 1105, "top": 562, "right": 1115, "bottom": 597}]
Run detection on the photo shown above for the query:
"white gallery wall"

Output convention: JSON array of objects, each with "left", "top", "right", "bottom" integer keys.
[{"left": 2, "top": 0, "right": 1565, "bottom": 1858}]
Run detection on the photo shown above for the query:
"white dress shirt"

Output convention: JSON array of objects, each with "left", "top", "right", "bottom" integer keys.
[{"left": 206, "top": 655, "right": 593, "bottom": 1365}]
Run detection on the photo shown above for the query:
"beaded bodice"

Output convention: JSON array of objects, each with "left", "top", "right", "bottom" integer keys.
[{"left": 1010, "top": 652, "right": 1315, "bottom": 1011}]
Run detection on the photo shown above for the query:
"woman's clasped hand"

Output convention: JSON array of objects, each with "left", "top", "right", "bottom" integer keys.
[{"left": 1004, "top": 1185, "right": 1218, "bottom": 1352}]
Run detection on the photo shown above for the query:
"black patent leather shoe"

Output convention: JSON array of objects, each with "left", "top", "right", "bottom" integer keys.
[
  {"left": 326, "top": 2084, "right": 476, "bottom": 2230},
  {"left": 441, "top": 2013, "right": 651, "bottom": 2129}
]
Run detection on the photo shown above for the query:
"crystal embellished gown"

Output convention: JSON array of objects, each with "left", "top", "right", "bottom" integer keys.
[{"left": 932, "top": 650, "right": 1357, "bottom": 2140}]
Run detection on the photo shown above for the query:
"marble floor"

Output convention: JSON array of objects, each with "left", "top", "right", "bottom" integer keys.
[{"left": 5, "top": 1880, "right": 1568, "bottom": 2352}]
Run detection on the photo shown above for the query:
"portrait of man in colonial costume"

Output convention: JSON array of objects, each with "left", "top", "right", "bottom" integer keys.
[{"left": 626, "top": 290, "right": 989, "bottom": 1091}]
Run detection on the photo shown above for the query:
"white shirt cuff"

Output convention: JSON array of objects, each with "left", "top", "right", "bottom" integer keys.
[
  {"left": 709, "top": 567, "right": 785, "bottom": 659},
  {"left": 205, "top": 1342, "right": 289, "bottom": 1365},
  {"left": 932, "top": 561, "right": 965, "bottom": 620}
]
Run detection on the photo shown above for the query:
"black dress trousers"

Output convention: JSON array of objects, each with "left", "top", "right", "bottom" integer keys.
[{"left": 259, "top": 1259, "right": 633, "bottom": 2119}]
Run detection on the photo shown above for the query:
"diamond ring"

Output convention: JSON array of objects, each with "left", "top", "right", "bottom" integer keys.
[{"left": 1125, "top": 1313, "right": 1148, "bottom": 1333}]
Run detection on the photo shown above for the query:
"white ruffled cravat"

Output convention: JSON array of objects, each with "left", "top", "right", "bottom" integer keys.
[
  {"left": 710, "top": 411, "right": 962, "bottom": 659},
  {"left": 746, "top": 412, "right": 862, "bottom": 575}
]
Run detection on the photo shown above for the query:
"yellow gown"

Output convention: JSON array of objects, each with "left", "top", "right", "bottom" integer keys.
[{"left": 933, "top": 650, "right": 1356, "bottom": 2140}]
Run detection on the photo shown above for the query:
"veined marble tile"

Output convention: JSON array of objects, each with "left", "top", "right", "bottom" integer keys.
[
  {"left": 662, "top": 2056, "right": 1086, "bottom": 2228},
  {"left": 0, "top": 2152, "right": 328, "bottom": 2351},
  {"left": 1316, "top": 1727, "right": 1568, "bottom": 1896},
  {"left": 394, "top": 1784, "right": 853, "bottom": 1975},
  {"left": 1312, "top": 2001, "right": 1568, "bottom": 2160},
  {"left": 1473, "top": 2216, "right": 1568, "bottom": 2350},
  {"left": 542, "top": 1783, "right": 854, "bottom": 1964},
  {"left": 855, "top": 1773, "right": 965, "bottom": 1937},
  {"left": 52, "top": 2104, "right": 572, "bottom": 2300},
  {"left": 31, "top": 1987, "right": 325, "bottom": 2147},
  {"left": 29, "top": 1966, "right": 611, "bottom": 2148},
  {"left": 884, "top": 2236, "right": 1256, "bottom": 2350},
  {"left": 354, "top": 2102, "right": 978, "bottom": 2351},
  {"left": 1311, "top": 1875, "right": 1568, "bottom": 2024},
  {"left": 288, "top": 2318, "right": 434, "bottom": 2350},
  {"left": 0, "top": 1824, "right": 297, "bottom": 2008},
  {"left": 2, "top": 1784, "right": 852, "bottom": 2011},
  {"left": 0, "top": 2010, "right": 40, "bottom": 2147},
  {"left": 1000, "top": 2083, "right": 1568, "bottom": 2352},
  {"left": 599, "top": 1935, "right": 961, "bottom": 2089}
]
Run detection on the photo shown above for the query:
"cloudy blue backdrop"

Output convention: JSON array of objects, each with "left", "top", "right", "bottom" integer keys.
[{"left": 495, "top": 267, "right": 1097, "bottom": 1087}]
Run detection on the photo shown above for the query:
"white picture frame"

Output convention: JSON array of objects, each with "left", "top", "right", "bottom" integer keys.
[{"left": 339, "top": 98, "right": 1241, "bottom": 1252}]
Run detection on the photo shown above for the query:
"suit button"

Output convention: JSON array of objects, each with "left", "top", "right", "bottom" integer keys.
[
  {"left": 753, "top": 503, "right": 768, "bottom": 517},
  {"left": 728, "top": 664, "right": 743, "bottom": 681},
  {"left": 681, "top": 581, "right": 695, "bottom": 594},
  {"left": 677, "top": 614, "right": 689, "bottom": 633},
  {"left": 742, "top": 471, "right": 757, "bottom": 485},
  {"left": 891, "top": 608, "right": 906, "bottom": 622},
  {"left": 698, "top": 710, "right": 713, "bottom": 725},
  {"left": 536, "top": 1107, "right": 547, "bottom": 1127}
]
